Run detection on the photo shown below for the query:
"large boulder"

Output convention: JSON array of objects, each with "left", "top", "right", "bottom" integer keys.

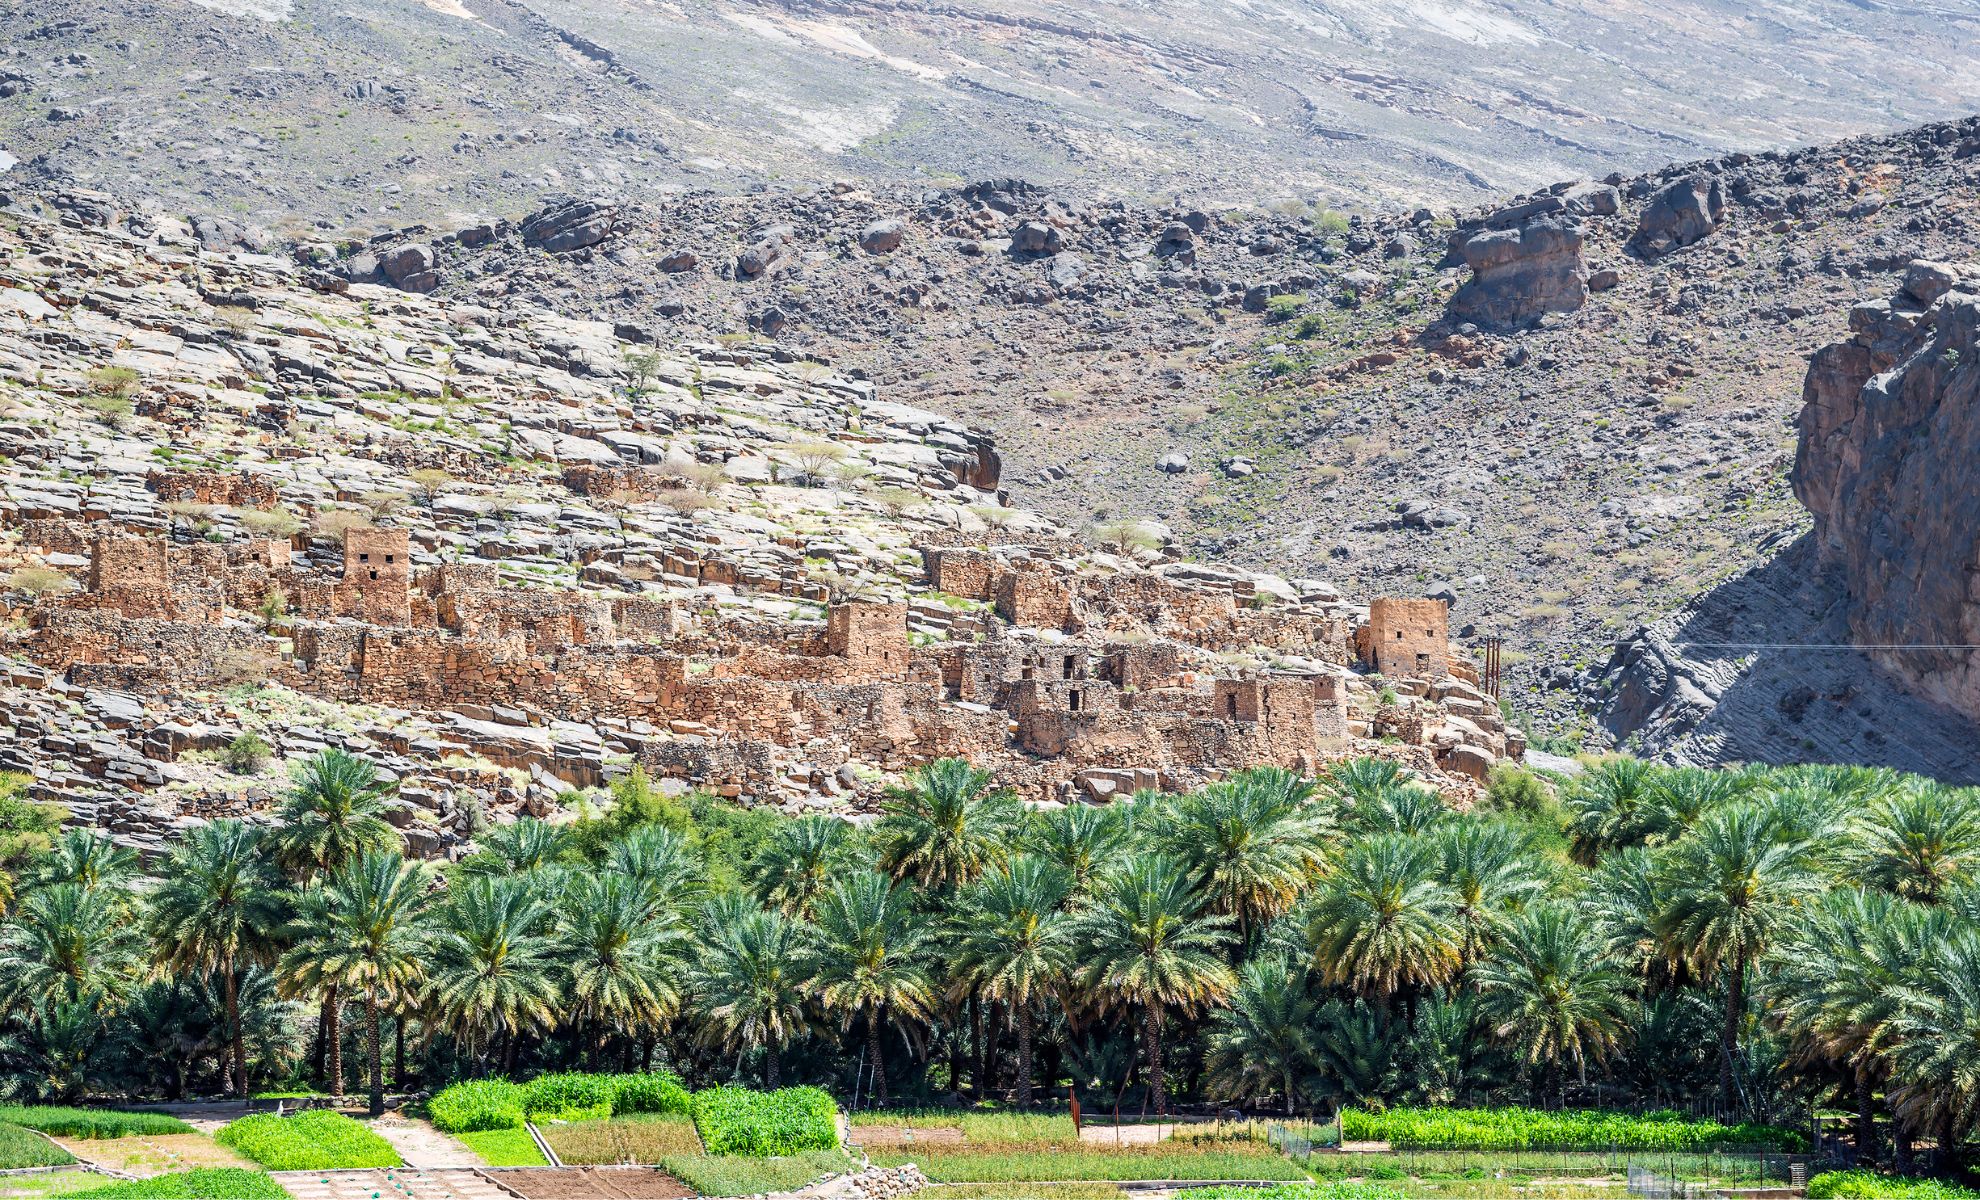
[
  {"left": 1447, "top": 207, "right": 1586, "bottom": 329},
  {"left": 1631, "top": 174, "right": 1726, "bottom": 259},
  {"left": 377, "top": 242, "right": 438, "bottom": 293},
  {"left": 858, "top": 219, "right": 905, "bottom": 254},
  {"left": 520, "top": 198, "right": 622, "bottom": 253}
]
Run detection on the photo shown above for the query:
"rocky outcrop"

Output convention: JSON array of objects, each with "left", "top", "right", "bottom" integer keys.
[
  {"left": 1630, "top": 173, "right": 1726, "bottom": 258},
  {"left": 1447, "top": 197, "right": 1588, "bottom": 328},
  {"left": 1791, "top": 262, "right": 1980, "bottom": 723},
  {"left": 520, "top": 198, "right": 623, "bottom": 254}
]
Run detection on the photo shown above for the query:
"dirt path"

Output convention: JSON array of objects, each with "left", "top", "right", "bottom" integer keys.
[{"left": 369, "top": 1115, "right": 487, "bottom": 1169}]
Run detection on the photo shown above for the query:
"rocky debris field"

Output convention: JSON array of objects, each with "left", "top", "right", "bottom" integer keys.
[
  {"left": 2, "top": 0, "right": 1975, "bottom": 237},
  {"left": 0, "top": 208, "right": 1506, "bottom": 853}
]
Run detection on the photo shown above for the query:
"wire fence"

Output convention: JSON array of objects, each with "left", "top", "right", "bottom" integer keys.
[{"left": 1265, "top": 1128, "right": 1814, "bottom": 1192}]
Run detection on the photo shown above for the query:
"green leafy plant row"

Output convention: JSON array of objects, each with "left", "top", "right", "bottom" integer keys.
[
  {"left": 456, "top": 1126, "right": 548, "bottom": 1167},
  {"left": 1339, "top": 1106, "right": 1806, "bottom": 1152},
  {"left": 0, "top": 1106, "right": 193, "bottom": 1138},
  {"left": 0, "top": 1121, "right": 75, "bottom": 1168},
  {"left": 691, "top": 1086, "right": 839, "bottom": 1157},
  {"left": 428, "top": 1079, "right": 526, "bottom": 1132},
  {"left": 216, "top": 1110, "right": 401, "bottom": 1171},
  {"left": 67, "top": 1169, "right": 288, "bottom": 1199},
  {"left": 429, "top": 1071, "right": 690, "bottom": 1132},
  {"left": 865, "top": 1142, "right": 1309, "bottom": 1183},
  {"left": 1808, "top": 1171, "right": 1980, "bottom": 1198}
]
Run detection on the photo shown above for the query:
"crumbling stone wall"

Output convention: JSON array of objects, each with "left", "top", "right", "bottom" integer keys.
[
  {"left": 146, "top": 469, "right": 280, "bottom": 509},
  {"left": 827, "top": 600, "right": 909, "bottom": 679}
]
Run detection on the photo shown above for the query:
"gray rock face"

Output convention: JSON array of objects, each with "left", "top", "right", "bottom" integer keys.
[
  {"left": 1631, "top": 173, "right": 1726, "bottom": 258},
  {"left": 1791, "top": 270, "right": 1980, "bottom": 724},
  {"left": 1448, "top": 211, "right": 1586, "bottom": 328},
  {"left": 520, "top": 198, "right": 622, "bottom": 253}
]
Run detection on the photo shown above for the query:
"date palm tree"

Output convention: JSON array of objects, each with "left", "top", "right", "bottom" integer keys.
[
  {"left": 269, "top": 749, "right": 400, "bottom": 882},
  {"left": 460, "top": 817, "right": 571, "bottom": 879},
  {"left": 806, "top": 871, "right": 933, "bottom": 1107},
  {"left": 1073, "top": 853, "right": 1235, "bottom": 1115},
  {"left": 753, "top": 814, "right": 864, "bottom": 919},
  {"left": 280, "top": 851, "right": 431, "bottom": 1115},
  {"left": 0, "top": 883, "right": 142, "bottom": 1012},
  {"left": 1473, "top": 903, "right": 1632, "bottom": 1103},
  {"left": 875, "top": 758, "right": 1021, "bottom": 893},
  {"left": 951, "top": 856, "right": 1076, "bottom": 1105},
  {"left": 20, "top": 829, "right": 138, "bottom": 896},
  {"left": 1438, "top": 820, "right": 1547, "bottom": 967},
  {"left": 1654, "top": 803, "right": 1821, "bottom": 1114},
  {"left": 147, "top": 819, "right": 288, "bottom": 1096},
  {"left": 1306, "top": 834, "right": 1462, "bottom": 1010},
  {"left": 1561, "top": 757, "right": 1659, "bottom": 864},
  {"left": 605, "top": 826, "right": 700, "bottom": 916},
  {"left": 428, "top": 876, "right": 561, "bottom": 1072},
  {"left": 1026, "top": 802, "right": 1134, "bottom": 901},
  {"left": 694, "top": 898, "right": 809, "bottom": 1087},
  {"left": 1771, "top": 887, "right": 1940, "bottom": 1157},
  {"left": 1882, "top": 926, "right": 1980, "bottom": 1166},
  {"left": 555, "top": 873, "right": 682, "bottom": 1068},
  {"left": 1156, "top": 768, "right": 1331, "bottom": 937},
  {"left": 1205, "top": 953, "right": 1317, "bottom": 1117},
  {"left": 1849, "top": 781, "right": 1980, "bottom": 903}
]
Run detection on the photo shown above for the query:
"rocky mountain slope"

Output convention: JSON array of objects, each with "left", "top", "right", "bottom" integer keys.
[
  {"left": 2, "top": 0, "right": 1978, "bottom": 234},
  {"left": 137, "top": 112, "right": 1974, "bottom": 752},
  {"left": 0, "top": 208, "right": 1514, "bottom": 853}
]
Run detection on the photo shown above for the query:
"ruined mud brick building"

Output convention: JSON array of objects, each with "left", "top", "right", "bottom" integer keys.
[{"left": 15, "top": 501, "right": 1517, "bottom": 810}]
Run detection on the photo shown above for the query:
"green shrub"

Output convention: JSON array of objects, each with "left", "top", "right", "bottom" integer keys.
[
  {"left": 1808, "top": 1170, "right": 1980, "bottom": 1198},
  {"left": 216, "top": 1110, "right": 401, "bottom": 1170},
  {"left": 610, "top": 1071, "right": 691, "bottom": 1116},
  {"left": 430, "top": 1079, "right": 525, "bottom": 1133},
  {"left": 1339, "top": 1106, "right": 1806, "bottom": 1152},
  {"left": 457, "top": 1127, "right": 547, "bottom": 1167},
  {"left": 0, "top": 1121, "right": 75, "bottom": 1168},
  {"left": 516, "top": 1071, "right": 689, "bottom": 1120},
  {"left": 691, "top": 1086, "right": 839, "bottom": 1157},
  {"left": 0, "top": 1106, "right": 192, "bottom": 1138},
  {"left": 522, "top": 1071, "right": 616, "bottom": 1119},
  {"left": 66, "top": 1169, "right": 287, "bottom": 1199},
  {"left": 543, "top": 1114, "right": 702, "bottom": 1165},
  {"left": 224, "top": 733, "right": 272, "bottom": 775}
]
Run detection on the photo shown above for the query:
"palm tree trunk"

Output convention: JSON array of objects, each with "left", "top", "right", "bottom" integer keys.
[
  {"left": 367, "top": 987, "right": 384, "bottom": 1117},
  {"left": 224, "top": 957, "right": 246, "bottom": 1097},
  {"left": 973, "top": 998, "right": 988, "bottom": 1101},
  {"left": 326, "top": 988, "right": 344, "bottom": 1100},
  {"left": 765, "top": 1030, "right": 780, "bottom": 1089},
  {"left": 867, "top": 1006, "right": 888, "bottom": 1107},
  {"left": 1856, "top": 1072, "right": 1876, "bottom": 1165},
  {"left": 1720, "top": 958, "right": 1745, "bottom": 1116},
  {"left": 1144, "top": 1005, "right": 1165, "bottom": 1117},
  {"left": 1285, "top": 1067, "right": 1295, "bottom": 1119},
  {"left": 394, "top": 1016, "right": 406, "bottom": 1089},
  {"left": 1016, "top": 1005, "right": 1034, "bottom": 1108}
]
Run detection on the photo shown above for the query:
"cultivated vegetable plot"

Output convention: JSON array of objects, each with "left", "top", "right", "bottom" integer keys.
[
  {"left": 689, "top": 1087, "right": 838, "bottom": 1157},
  {"left": 216, "top": 1112, "right": 402, "bottom": 1171},
  {"left": 1339, "top": 1106, "right": 1805, "bottom": 1152},
  {"left": 64, "top": 1168, "right": 289, "bottom": 1199},
  {"left": 0, "top": 1109, "right": 193, "bottom": 1139}
]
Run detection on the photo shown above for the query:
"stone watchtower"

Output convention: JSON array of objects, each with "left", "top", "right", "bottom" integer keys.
[
  {"left": 340, "top": 527, "right": 411, "bottom": 626},
  {"left": 1361, "top": 597, "right": 1450, "bottom": 680},
  {"left": 826, "top": 599, "right": 909, "bottom": 680}
]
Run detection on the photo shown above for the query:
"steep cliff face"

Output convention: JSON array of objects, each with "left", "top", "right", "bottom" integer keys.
[{"left": 1791, "top": 262, "right": 1980, "bottom": 723}]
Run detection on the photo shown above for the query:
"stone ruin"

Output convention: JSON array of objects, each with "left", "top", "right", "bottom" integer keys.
[{"left": 13, "top": 520, "right": 1520, "bottom": 819}]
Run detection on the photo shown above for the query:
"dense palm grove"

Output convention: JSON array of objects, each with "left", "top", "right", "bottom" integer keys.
[{"left": 0, "top": 752, "right": 1977, "bottom": 1168}]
